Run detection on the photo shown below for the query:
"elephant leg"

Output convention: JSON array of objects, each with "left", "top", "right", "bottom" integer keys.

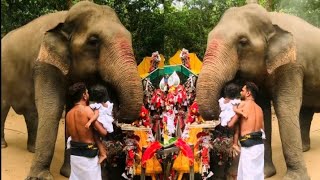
[
  {"left": 257, "top": 97, "right": 275, "bottom": 178},
  {"left": 299, "top": 107, "right": 314, "bottom": 152},
  {"left": 272, "top": 65, "right": 309, "bottom": 180},
  {"left": 1, "top": 101, "right": 10, "bottom": 148},
  {"left": 27, "top": 64, "right": 66, "bottom": 180},
  {"left": 23, "top": 105, "right": 38, "bottom": 153},
  {"left": 60, "top": 146, "right": 71, "bottom": 177},
  {"left": 60, "top": 103, "right": 73, "bottom": 177}
]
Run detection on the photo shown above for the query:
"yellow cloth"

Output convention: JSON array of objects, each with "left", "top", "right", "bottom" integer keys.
[
  {"left": 172, "top": 127, "right": 202, "bottom": 173},
  {"left": 137, "top": 54, "right": 165, "bottom": 78},
  {"left": 134, "top": 131, "right": 162, "bottom": 175},
  {"left": 135, "top": 156, "right": 162, "bottom": 175},
  {"left": 168, "top": 50, "right": 202, "bottom": 75}
]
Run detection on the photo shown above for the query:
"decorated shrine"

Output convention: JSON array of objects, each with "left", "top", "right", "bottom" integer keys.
[{"left": 117, "top": 49, "right": 236, "bottom": 180}]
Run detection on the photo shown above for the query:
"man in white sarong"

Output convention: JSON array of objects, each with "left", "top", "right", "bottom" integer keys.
[
  {"left": 228, "top": 82, "right": 265, "bottom": 180},
  {"left": 66, "top": 82, "right": 107, "bottom": 180}
]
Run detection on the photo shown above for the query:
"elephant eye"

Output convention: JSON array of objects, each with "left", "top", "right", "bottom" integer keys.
[
  {"left": 87, "top": 35, "right": 100, "bottom": 48},
  {"left": 238, "top": 37, "right": 249, "bottom": 47}
]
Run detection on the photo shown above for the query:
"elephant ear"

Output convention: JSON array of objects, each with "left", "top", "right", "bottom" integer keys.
[
  {"left": 266, "top": 25, "right": 296, "bottom": 74},
  {"left": 36, "top": 23, "right": 70, "bottom": 75}
]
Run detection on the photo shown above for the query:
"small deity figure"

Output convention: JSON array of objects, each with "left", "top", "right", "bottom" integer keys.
[
  {"left": 180, "top": 48, "right": 191, "bottom": 69},
  {"left": 132, "top": 105, "right": 151, "bottom": 128},
  {"left": 186, "top": 101, "right": 204, "bottom": 124},
  {"left": 142, "top": 78, "right": 154, "bottom": 109},
  {"left": 184, "top": 74, "right": 197, "bottom": 105},
  {"left": 196, "top": 132, "right": 214, "bottom": 180},
  {"left": 166, "top": 87, "right": 176, "bottom": 111},
  {"left": 149, "top": 51, "right": 161, "bottom": 73},
  {"left": 163, "top": 108, "right": 176, "bottom": 137},
  {"left": 175, "top": 85, "right": 188, "bottom": 110},
  {"left": 150, "top": 89, "right": 165, "bottom": 112},
  {"left": 122, "top": 132, "right": 141, "bottom": 180}
]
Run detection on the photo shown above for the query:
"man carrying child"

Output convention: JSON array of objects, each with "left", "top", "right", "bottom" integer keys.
[
  {"left": 66, "top": 82, "right": 107, "bottom": 180},
  {"left": 228, "top": 82, "right": 265, "bottom": 180}
]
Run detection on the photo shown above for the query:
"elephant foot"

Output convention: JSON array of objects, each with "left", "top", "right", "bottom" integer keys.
[
  {"left": 27, "top": 143, "right": 35, "bottom": 153},
  {"left": 1, "top": 138, "right": 8, "bottom": 148},
  {"left": 264, "top": 162, "right": 276, "bottom": 178},
  {"left": 60, "top": 161, "right": 71, "bottom": 178},
  {"left": 283, "top": 169, "right": 310, "bottom": 180},
  {"left": 302, "top": 143, "right": 310, "bottom": 152},
  {"left": 26, "top": 170, "right": 54, "bottom": 180}
]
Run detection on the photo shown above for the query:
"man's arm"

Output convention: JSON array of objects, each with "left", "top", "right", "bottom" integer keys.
[
  {"left": 233, "top": 102, "right": 248, "bottom": 119},
  {"left": 93, "top": 121, "right": 108, "bottom": 137}
]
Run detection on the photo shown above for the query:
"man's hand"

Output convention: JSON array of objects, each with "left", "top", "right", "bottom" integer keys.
[
  {"left": 229, "top": 144, "right": 240, "bottom": 158},
  {"left": 233, "top": 105, "right": 248, "bottom": 119}
]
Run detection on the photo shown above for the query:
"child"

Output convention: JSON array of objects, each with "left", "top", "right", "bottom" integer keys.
[
  {"left": 85, "top": 84, "right": 114, "bottom": 164},
  {"left": 218, "top": 83, "right": 241, "bottom": 152},
  {"left": 85, "top": 85, "right": 114, "bottom": 134}
]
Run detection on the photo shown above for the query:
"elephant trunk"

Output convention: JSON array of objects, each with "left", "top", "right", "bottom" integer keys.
[
  {"left": 196, "top": 36, "right": 238, "bottom": 120},
  {"left": 100, "top": 39, "right": 143, "bottom": 123}
]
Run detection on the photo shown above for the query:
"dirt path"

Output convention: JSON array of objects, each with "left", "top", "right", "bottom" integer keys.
[{"left": 2, "top": 109, "right": 320, "bottom": 179}]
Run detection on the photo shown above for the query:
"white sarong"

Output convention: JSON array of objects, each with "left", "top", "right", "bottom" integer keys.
[
  {"left": 237, "top": 144, "right": 264, "bottom": 180},
  {"left": 70, "top": 155, "right": 101, "bottom": 180}
]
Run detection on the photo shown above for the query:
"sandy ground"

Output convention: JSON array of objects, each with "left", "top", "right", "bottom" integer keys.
[{"left": 2, "top": 109, "right": 320, "bottom": 180}]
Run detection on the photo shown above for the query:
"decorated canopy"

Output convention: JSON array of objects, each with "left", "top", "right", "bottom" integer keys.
[{"left": 137, "top": 50, "right": 202, "bottom": 86}]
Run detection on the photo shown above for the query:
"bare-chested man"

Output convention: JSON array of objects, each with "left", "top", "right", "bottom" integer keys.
[
  {"left": 228, "top": 82, "right": 264, "bottom": 180},
  {"left": 66, "top": 82, "right": 107, "bottom": 180}
]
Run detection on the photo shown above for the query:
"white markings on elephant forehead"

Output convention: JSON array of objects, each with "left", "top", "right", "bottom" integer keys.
[
  {"left": 267, "top": 42, "right": 296, "bottom": 74},
  {"left": 36, "top": 44, "right": 69, "bottom": 75}
]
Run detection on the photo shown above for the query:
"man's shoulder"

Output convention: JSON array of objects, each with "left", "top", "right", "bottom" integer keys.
[
  {"left": 84, "top": 106, "right": 94, "bottom": 113},
  {"left": 255, "top": 103, "right": 263, "bottom": 112},
  {"left": 238, "top": 101, "right": 246, "bottom": 107}
]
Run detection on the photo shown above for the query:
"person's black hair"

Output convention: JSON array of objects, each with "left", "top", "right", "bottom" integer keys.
[
  {"left": 68, "top": 82, "right": 87, "bottom": 105},
  {"left": 89, "top": 84, "right": 109, "bottom": 103},
  {"left": 245, "top": 81, "right": 259, "bottom": 100},
  {"left": 224, "top": 82, "right": 240, "bottom": 99}
]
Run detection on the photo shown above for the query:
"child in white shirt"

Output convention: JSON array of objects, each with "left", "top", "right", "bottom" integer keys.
[
  {"left": 218, "top": 83, "right": 241, "bottom": 152},
  {"left": 85, "top": 85, "right": 114, "bottom": 133}
]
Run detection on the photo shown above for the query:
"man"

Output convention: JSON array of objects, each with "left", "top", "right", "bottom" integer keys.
[
  {"left": 66, "top": 82, "right": 107, "bottom": 180},
  {"left": 227, "top": 82, "right": 264, "bottom": 180}
]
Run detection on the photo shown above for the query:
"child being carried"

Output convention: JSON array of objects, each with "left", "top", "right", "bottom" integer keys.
[
  {"left": 85, "top": 85, "right": 115, "bottom": 134},
  {"left": 218, "top": 82, "right": 241, "bottom": 153}
]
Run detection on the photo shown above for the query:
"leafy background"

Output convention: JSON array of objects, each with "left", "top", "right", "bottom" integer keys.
[{"left": 2, "top": 0, "right": 319, "bottom": 63}]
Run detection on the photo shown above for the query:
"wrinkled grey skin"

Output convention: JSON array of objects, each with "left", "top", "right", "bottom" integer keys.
[
  {"left": 196, "top": 4, "right": 320, "bottom": 180},
  {"left": 1, "top": 1, "right": 143, "bottom": 179}
]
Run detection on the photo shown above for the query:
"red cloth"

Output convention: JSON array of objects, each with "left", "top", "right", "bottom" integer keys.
[
  {"left": 126, "top": 149, "right": 135, "bottom": 167},
  {"left": 151, "top": 89, "right": 164, "bottom": 109},
  {"left": 141, "top": 141, "right": 162, "bottom": 168},
  {"left": 175, "top": 138, "right": 194, "bottom": 165},
  {"left": 186, "top": 101, "right": 199, "bottom": 123},
  {"left": 201, "top": 147, "right": 210, "bottom": 166},
  {"left": 140, "top": 105, "right": 150, "bottom": 127}
]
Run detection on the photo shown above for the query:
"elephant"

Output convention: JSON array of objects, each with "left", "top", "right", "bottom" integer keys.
[
  {"left": 1, "top": 1, "right": 143, "bottom": 179},
  {"left": 196, "top": 3, "right": 320, "bottom": 180}
]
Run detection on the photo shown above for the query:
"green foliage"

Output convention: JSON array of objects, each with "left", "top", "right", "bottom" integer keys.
[
  {"left": 163, "top": 0, "right": 246, "bottom": 60},
  {"left": 78, "top": 0, "right": 165, "bottom": 63},
  {"left": 1, "top": 0, "right": 68, "bottom": 37},
  {"left": 1, "top": 0, "right": 319, "bottom": 63}
]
